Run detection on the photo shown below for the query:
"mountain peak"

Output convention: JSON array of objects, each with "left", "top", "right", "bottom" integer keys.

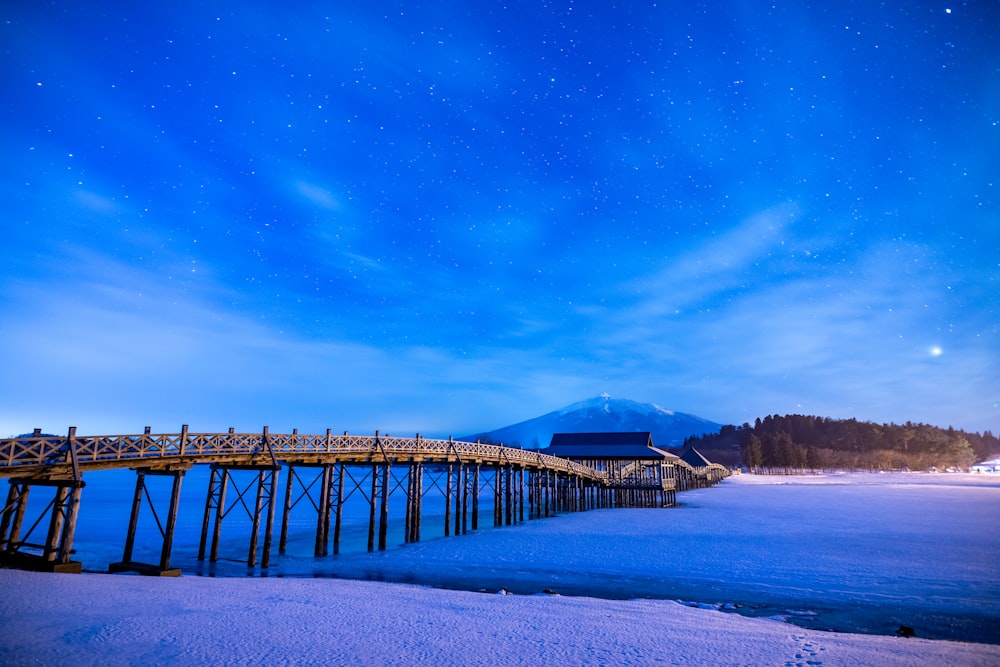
[
  {"left": 467, "top": 397, "right": 721, "bottom": 449},
  {"left": 558, "top": 395, "right": 677, "bottom": 418}
]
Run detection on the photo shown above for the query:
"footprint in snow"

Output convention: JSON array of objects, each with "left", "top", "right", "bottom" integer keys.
[{"left": 784, "top": 634, "right": 824, "bottom": 667}]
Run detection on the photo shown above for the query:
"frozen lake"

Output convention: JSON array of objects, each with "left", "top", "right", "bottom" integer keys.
[
  {"left": 325, "top": 472, "right": 1000, "bottom": 644},
  {"left": 20, "top": 469, "right": 1000, "bottom": 644}
]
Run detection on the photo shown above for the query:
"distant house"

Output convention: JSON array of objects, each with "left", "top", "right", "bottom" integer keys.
[{"left": 971, "top": 457, "right": 1000, "bottom": 474}]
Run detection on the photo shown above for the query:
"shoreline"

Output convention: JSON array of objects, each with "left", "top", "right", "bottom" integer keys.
[
  {"left": 3, "top": 568, "right": 999, "bottom": 667},
  {"left": 103, "top": 558, "right": 998, "bottom": 646}
]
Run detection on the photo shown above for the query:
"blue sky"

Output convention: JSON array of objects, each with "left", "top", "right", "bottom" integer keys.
[{"left": 2, "top": 1, "right": 997, "bottom": 438}]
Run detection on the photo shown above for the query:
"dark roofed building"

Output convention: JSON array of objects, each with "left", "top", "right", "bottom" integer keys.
[
  {"left": 544, "top": 432, "right": 679, "bottom": 463},
  {"left": 677, "top": 443, "right": 730, "bottom": 486},
  {"left": 678, "top": 444, "right": 712, "bottom": 468},
  {"left": 540, "top": 432, "right": 683, "bottom": 506}
]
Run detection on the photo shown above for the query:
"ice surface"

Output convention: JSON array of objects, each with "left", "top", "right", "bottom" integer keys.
[
  {"left": 2, "top": 473, "right": 998, "bottom": 665},
  {"left": 321, "top": 472, "right": 1000, "bottom": 643}
]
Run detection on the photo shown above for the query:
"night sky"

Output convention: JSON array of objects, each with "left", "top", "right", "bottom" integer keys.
[{"left": 2, "top": 1, "right": 998, "bottom": 438}]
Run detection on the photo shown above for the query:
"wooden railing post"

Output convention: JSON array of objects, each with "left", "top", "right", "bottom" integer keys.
[
  {"left": 66, "top": 427, "right": 80, "bottom": 482},
  {"left": 179, "top": 424, "right": 188, "bottom": 457}
]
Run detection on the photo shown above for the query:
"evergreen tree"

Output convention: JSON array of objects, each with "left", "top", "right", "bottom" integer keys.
[
  {"left": 761, "top": 434, "right": 781, "bottom": 470},
  {"left": 776, "top": 432, "right": 804, "bottom": 469},
  {"left": 806, "top": 444, "right": 821, "bottom": 472},
  {"left": 743, "top": 434, "right": 763, "bottom": 473}
]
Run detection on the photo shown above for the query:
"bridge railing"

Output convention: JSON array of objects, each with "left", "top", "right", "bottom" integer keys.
[{"left": 0, "top": 430, "right": 603, "bottom": 481}]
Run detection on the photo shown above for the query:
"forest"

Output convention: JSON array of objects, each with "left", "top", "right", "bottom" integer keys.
[{"left": 683, "top": 414, "right": 999, "bottom": 473}]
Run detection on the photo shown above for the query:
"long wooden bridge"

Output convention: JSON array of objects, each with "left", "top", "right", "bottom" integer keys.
[{"left": 0, "top": 427, "right": 729, "bottom": 576}]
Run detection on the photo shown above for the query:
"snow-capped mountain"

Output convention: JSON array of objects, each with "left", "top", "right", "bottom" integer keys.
[{"left": 465, "top": 395, "right": 723, "bottom": 449}]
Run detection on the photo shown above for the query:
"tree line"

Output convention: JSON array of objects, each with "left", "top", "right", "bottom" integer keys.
[{"left": 684, "top": 414, "right": 999, "bottom": 473}]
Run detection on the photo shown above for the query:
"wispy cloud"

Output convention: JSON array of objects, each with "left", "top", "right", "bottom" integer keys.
[
  {"left": 292, "top": 180, "right": 342, "bottom": 211},
  {"left": 0, "top": 250, "right": 601, "bottom": 436},
  {"left": 625, "top": 204, "right": 799, "bottom": 317},
  {"left": 576, "top": 233, "right": 999, "bottom": 429}
]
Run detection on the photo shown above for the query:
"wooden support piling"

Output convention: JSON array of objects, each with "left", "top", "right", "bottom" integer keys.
[
  {"left": 331, "top": 463, "right": 344, "bottom": 554},
  {"left": 0, "top": 478, "right": 84, "bottom": 573},
  {"left": 471, "top": 465, "right": 480, "bottom": 531},
  {"left": 528, "top": 471, "right": 534, "bottom": 519},
  {"left": 493, "top": 466, "right": 502, "bottom": 527},
  {"left": 260, "top": 468, "right": 279, "bottom": 567},
  {"left": 405, "top": 462, "right": 422, "bottom": 543},
  {"left": 42, "top": 485, "right": 68, "bottom": 563},
  {"left": 404, "top": 464, "right": 415, "bottom": 543},
  {"left": 517, "top": 468, "right": 525, "bottom": 523},
  {"left": 454, "top": 463, "right": 463, "bottom": 537},
  {"left": 209, "top": 469, "right": 227, "bottom": 562},
  {"left": 197, "top": 464, "right": 278, "bottom": 568},
  {"left": 110, "top": 468, "right": 185, "bottom": 576},
  {"left": 0, "top": 481, "right": 29, "bottom": 554},
  {"left": 160, "top": 471, "right": 183, "bottom": 570},
  {"left": 444, "top": 465, "right": 453, "bottom": 537},
  {"left": 367, "top": 465, "right": 378, "bottom": 552},
  {"left": 378, "top": 462, "right": 390, "bottom": 551},
  {"left": 121, "top": 472, "right": 145, "bottom": 564},
  {"left": 198, "top": 466, "right": 227, "bottom": 562},
  {"left": 413, "top": 462, "right": 422, "bottom": 542},
  {"left": 279, "top": 466, "right": 296, "bottom": 554},
  {"left": 248, "top": 471, "right": 266, "bottom": 567},
  {"left": 544, "top": 470, "right": 551, "bottom": 518},
  {"left": 314, "top": 465, "right": 331, "bottom": 555},
  {"left": 460, "top": 465, "right": 469, "bottom": 535},
  {"left": 504, "top": 465, "right": 513, "bottom": 526}
]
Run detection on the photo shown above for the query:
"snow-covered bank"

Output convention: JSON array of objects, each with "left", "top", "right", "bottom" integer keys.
[{"left": 1, "top": 569, "right": 998, "bottom": 666}]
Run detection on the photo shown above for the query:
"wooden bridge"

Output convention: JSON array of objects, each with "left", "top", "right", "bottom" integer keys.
[{"left": 0, "top": 427, "right": 729, "bottom": 576}]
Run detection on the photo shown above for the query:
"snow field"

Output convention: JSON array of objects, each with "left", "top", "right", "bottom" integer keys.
[{"left": 1, "top": 569, "right": 998, "bottom": 666}]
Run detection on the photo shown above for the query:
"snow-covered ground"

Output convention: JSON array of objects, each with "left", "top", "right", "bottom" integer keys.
[{"left": 2, "top": 472, "right": 999, "bottom": 665}]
